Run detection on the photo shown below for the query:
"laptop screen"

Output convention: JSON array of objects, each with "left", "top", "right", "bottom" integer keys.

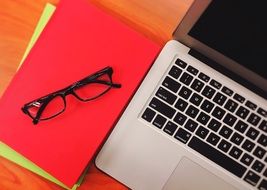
[{"left": 188, "top": 1, "right": 267, "bottom": 80}]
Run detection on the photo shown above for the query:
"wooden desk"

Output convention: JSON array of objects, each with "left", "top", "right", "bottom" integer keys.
[{"left": 0, "top": 0, "right": 192, "bottom": 189}]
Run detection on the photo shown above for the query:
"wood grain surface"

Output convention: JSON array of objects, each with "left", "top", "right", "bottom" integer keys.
[{"left": 0, "top": 0, "right": 192, "bottom": 189}]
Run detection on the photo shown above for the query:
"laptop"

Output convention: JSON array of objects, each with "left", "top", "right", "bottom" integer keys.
[{"left": 96, "top": 1, "right": 267, "bottom": 189}]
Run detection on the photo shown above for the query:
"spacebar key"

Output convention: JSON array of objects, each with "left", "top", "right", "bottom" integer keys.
[{"left": 188, "top": 137, "right": 246, "bottom": 178}]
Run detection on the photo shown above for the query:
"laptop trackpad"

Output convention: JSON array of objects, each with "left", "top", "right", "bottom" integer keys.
[{"left": 163, "top": 157, "right": 237, "bottom": 190}]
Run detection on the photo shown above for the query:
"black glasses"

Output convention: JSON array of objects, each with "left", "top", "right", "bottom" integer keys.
[{"left": 22, "top": 66, "right": 121, "bottom": 125}]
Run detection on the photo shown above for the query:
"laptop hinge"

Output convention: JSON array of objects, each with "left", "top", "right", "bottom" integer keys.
[{"left": 189, "top": 48, "right": 267, "bottom": 99}]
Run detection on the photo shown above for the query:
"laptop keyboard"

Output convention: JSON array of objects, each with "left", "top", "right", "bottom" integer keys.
[{"left": 141, "top": 58, "right": 267, "bottom": 189}]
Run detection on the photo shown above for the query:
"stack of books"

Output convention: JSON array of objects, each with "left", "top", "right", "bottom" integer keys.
[
  {"left": 0, "top": 4, "right": 85, "bottom": 189},
  {"left": 0, "top": 0, "right": 160, "bottom": 189}
]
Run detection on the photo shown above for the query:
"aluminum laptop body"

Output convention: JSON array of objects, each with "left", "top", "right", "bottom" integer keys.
[{"left": 96, "top": 1, "right": 267, "bottom": 189}]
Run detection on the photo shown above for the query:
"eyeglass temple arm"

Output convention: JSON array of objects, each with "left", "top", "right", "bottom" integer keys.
[
  {"left": 78, "top": 66, "right": 112, "bottom": 82},
  {"left": 76, "top": 66, "right": 121, "bottom": 88}
]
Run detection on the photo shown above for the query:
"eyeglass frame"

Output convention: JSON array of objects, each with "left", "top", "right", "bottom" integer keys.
[{"left": 22, "top": 66, "right": 121, "bottom": 125}]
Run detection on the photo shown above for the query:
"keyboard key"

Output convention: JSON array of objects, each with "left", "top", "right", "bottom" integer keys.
[
  {"left": 142, "top": 108, "right": 156, "bottom": 122},
  {"left": 224, "top": 99, "right": 238, "bottom": 113},
  {"left": 234, "top": 120, "right": 248, "bottom": 133},
  {"left": 188, "top": 137, "right": 246, "bottom": 178},
  {"left": 247, "top": 113, "right": 261, "bottom": 126},
  {"left": 196, "top": 126, "right": 209, "bottom": 139},
  {"left": 259, "top": 120, "right": 267, "bottom": 132},
  {"left": 174, "top": 98, "right": 188, "bottom": 112},
  {"left": 210, "top": 79, "right": 222, "bottom": 89},
  {"left": 219, "top": 125, "right": 233, "bottom": 139},
  {"left": 175, "top": 58, "right": 187, "bottom": 68},
  {"left": 233, "top": 93, "right": 245, "bottom": 103},
  {"left": 174, "top": 128, "right": 191, "bottom": 144},
  {"left": 246, "top": 127, "right": 260, "bottom": 140},
  {"left": 152, "top": 114, "right": 167, "bottom": 129},
  {"left": 185, "top": 105, "right": 199, "bottom": 119},
  {"left": 174, "top": 112, "right": 187, "bottom": 126},
  {"left": 156, "top": 87, "right": 177, "bottom": 105},
  {"left": 258, "top": 134, "right": 267, "bottom": 147},
  {"left": 242, "top": 139, "right": 255, "bottom": 152},
  {"left": 230, "top": 132, "right": 244, "bottom": 145},
  {"left": 184, "top": 119, "right": 198, "bottom": 132},
  {"left": 208, "top": 118, "right": 222, "bottom": 132},
  {"left": 223, "top": 113, "right": 237, "bottom": 127},
  {"left": 212, "top": 106, "right": 226, "bottom": 120},
  {"left": 253, "top": 146, "right": 266, "bottom": 159},
  {"left": 218, "top": 139, "right": 232, "bottom": 153},
  {"left": 264, "top": 169, "right": 267, "bottom": 177},
  {"left": 245, "top": 100, "right": 257, "bottom": 111},
  {"left": 197, "top": 112, "right": 210, "bottom": 125},
  {"left": 207, "top": 132, "right": 220, "bottom": 146},
  {"left": 187, "top": 65, "right": 199, "bottom": 75},
  {"left": 236, "top": 106, "right": 250, "bottom": 119},
  {"left": 163, "top": 121, "right": 178, "bottom": 135},
  {"left": 213, "top": 92, "right": 227, "bottom": 106},
  {"left": 189, "top": 93, "right": 203, "bottom": 106},
  {"left": 202, "top": 85, "right": 216, "bottom": 99},
  {"left": 252, "top": 160, "right": 265, "bottom": 173},
  {"left": 244, "top": 170, "right": 260, "bottom": 186},
  {"left": 258, "top": 107, "right": 267, "bottom": 117},
  {"left": 241, "top": 153, "right": 254, "bottom": 166},
  {"left": 179, "top": 72, "right": 194, "bottom": 85},
  {"left": 222, "top": 86, "right": 233, "bottom": 96},
  {"left": 168, "top": 65, "right": 182, "bottom": 79},
  {"left": 178, "top": 86, "right": 192, "bottom": 100},
  {"left": 229, "top": 146, "right": 242, "bottom": 159},
  {"left": 149, "top": 98, "right": 176, "bottom": 119},
  {"left": 191, "top": 79, "right": 204, "bottom": 92},
  {"left": 198, "top": 72, "right": 210, "bottom": 82},
  {"left": 258, "top": 180, "right": 267, "bottom": 190},
  {"left": 162, "top": 76, "right": 181, "bottom": 93},
  {"left": 200, "top": 99, "right": 215, "bottom": 113}
]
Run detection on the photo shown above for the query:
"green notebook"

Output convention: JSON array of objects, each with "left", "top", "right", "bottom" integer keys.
[{"left": 0, "top": 4, "right": 87, "bottom": 190}]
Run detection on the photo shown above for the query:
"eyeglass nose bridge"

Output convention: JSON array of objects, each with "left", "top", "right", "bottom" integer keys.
[{"left": 62, "top": 86, "right": 82, "bottom": 100}]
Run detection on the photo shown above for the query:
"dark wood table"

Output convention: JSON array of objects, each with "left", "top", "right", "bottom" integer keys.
[{"left": 0, "top": 0, "right": 192, "bottom": 189}]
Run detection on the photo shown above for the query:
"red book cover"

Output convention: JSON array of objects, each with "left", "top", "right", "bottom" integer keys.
[{"left": 0, "top": 0, "right": 160, "bottom": 187}]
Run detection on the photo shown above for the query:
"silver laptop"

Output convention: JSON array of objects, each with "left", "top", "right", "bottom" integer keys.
[{"left": 96, "top": 1, "right": 267, "bottom": 189}]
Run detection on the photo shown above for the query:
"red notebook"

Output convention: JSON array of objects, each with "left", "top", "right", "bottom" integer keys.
[{"left": 0, "top": 0, "right": 160, "bottom": 187}]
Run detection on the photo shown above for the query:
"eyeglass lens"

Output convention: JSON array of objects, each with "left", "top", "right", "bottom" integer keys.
[
  {"left": 28, "top": 95, "right": 65, "bottom": 120},
  {"left": 73, "top": 72, "right": 112, "bottom": 101}
]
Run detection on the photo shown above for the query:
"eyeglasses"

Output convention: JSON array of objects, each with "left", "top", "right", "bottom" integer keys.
[{"left": 22, "top": 66, "right": 121, "bottom": 125}]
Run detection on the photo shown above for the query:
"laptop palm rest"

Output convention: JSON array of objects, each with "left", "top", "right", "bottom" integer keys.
[{"left": 163, "top": 157, "right": 238, "bottom": 190}]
